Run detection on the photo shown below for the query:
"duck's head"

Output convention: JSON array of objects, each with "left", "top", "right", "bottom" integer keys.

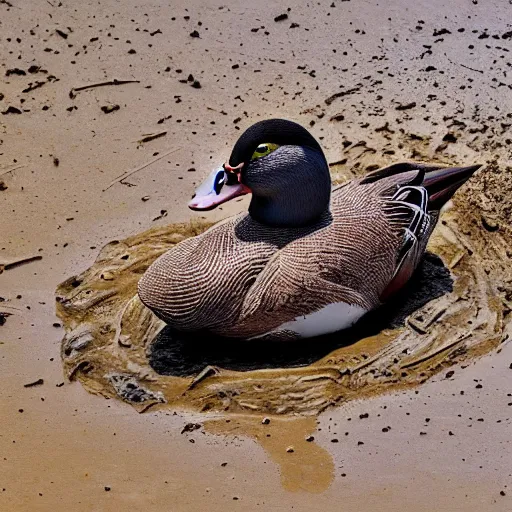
[{"left": 188, "top": 119, "right": 331, "bottom": 227}]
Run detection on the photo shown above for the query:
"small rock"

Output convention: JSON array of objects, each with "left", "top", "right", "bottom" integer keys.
[
  {"left": 190, "top": 30, "right": 200, "bottom": 38},
  {"left": 2, "top": 106, "right": 22, "bottom": 115},
  {"left": 396, "top": 102, "right": 416, "bottom": 111},
  {"left": 101, "top": 104, "right": 120, "bottom": 114},
  {"left": 5, "top": 68, "right": 26, "bottom": 76},
  {"left": 305, "top": 435, "right": 314, "bottom": 442},
  {"left": 274, "top": 13, "right": 289, "bottom": 22},
  {"left": 330, "top": 113, "right": 345, "bottom": 121},
  {"left": 286, "top": 446, "right": 294, "bottom": 453},
  {"left": 191, "top": 80, "right": 201, "bottom": 89},
  {"left": 0, "top": 181, "right": 7, "bottom": 191},
  {"left": 261, "top": 417, "right": 270, "bottom": 425},
  {"left": 481, "top": 215, "right": 499, "bottom": 232},
  {"left": 442, "top": 132, "right": 457, "bottom": 143},
  {"left": 181, "top": 422, "right": 202, "bottom": 434}
]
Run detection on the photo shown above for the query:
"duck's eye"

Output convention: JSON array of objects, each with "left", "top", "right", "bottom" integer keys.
[{"left": 251, "top": 143, "right": 279, "bottom": 160}]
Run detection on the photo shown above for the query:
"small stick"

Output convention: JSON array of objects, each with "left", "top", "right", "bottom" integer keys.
[
  {"left": 24, "top": 378, "right": 44, "bottom": 388},
  {"left": 137, "top": 131, "right": 167, "bottom": 144},
  {"left": 0, "top": 302, "right": 22, "bottom": 311},
  {"left": 0, "top": 164, "right": 25, "bottom": 177},
  {"left": 103, "top": 147, "right": 181, "bottom": 191},
  {"left": 460, "top": 63, "right": 484, "bottom": 74},
  {"left": 444, "top": 54, "right": 484, "bottom": 74},
  {"left": 69, "top": 79, "right": 140, "bottom": 99},
  {"left": 0, "top": 255, "right": 42, "bottom": 274},
  {"left": 187, "top": 366, "right": 220, "bottom": 390}
]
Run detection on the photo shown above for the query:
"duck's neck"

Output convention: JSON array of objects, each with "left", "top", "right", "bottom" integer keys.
[{"left": 248, "top": 192, "right": 327, "bottom": 227}]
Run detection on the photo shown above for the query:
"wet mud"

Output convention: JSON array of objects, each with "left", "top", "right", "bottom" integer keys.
[{"left": 3, "top": 0, "right": 512, "bottom": 506}]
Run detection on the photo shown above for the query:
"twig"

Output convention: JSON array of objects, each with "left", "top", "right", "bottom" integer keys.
[
  {"left": 103, "top": 147, "right": 181, "bottom": 191},
  {"left": 137, "top": 131, "right": 167, "bottom": 144},
  {"left": 0, "top": 304, "right": 22, "bottom": 312},
  {"left": 0, "top": 255, "right": 42, "bottom": 274},
  {"left": 187, "top": 366, "right": 220, "bottom": 390},
  {"left": 69, "top": 79, "right": 140, "bottom": 99},
  {"left": 460, "top": 63, "right": 484, "bottom": 74},
  {"left": 444, "top": 54, "right": 484, "bottom": 74},
  {"left": 0, "top": 164, "right": 25, "bottom": 177},
  {"left": 24, "top": 378, "right": 44, "bottom": 388}
]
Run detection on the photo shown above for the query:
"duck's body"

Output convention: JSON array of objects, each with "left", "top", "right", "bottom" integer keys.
[{"left": 138, "top": 119, "right": 480, "bottom": 341}]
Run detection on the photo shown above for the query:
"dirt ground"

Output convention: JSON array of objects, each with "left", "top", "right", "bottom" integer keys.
[{"left": 1, "top": 0, "right": 512, "bottom": 510}]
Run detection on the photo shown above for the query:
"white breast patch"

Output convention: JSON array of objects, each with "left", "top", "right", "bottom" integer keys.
[{"left": 252, "top": 302, "right": 368, "bottom": 340}]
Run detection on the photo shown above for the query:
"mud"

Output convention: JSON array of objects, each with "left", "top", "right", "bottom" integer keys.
[{"left": 2, "top": 0, "right": 512, "bottom": 509}]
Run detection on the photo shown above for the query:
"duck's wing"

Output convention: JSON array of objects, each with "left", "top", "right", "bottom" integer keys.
[
  {"left": 360, "top": 162, "right": 438, "bottom": 183},
  {"left": 379, "top": 181, "right": 437, "bottom": 300},
  {"left": 360, "top": 161, "right": 480, "bottom": 300}
]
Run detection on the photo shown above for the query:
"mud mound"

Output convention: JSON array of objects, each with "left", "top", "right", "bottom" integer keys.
[{"left": 56, "top": 168, "right": 510, "bottom": 415}]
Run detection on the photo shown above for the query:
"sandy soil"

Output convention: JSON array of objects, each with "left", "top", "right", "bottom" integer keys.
[{"left": 1, "top": 0, "right": 512, "bottom": 510}]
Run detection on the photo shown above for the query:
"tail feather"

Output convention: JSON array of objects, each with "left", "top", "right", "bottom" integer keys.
[{"left": 423, "top": 164, "right": 481, "bottom": 210}]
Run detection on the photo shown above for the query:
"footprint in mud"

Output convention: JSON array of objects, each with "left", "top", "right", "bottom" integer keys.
[{"left": 148, "top": 252, "right": 453, "bottom": 376}]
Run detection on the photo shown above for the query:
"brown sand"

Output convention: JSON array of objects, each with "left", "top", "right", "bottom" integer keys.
[{"left": 1, "top": 0, "right": 512, "bottom": 510}]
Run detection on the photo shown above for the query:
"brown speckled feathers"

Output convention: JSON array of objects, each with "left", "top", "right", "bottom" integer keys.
[{"left": 138, "top": 169, "right": 431, "bottom": 339}]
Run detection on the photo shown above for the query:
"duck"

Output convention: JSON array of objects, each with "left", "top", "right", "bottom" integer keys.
[{"left": 137, "top": 118, "right": 480, "bottom": 341}]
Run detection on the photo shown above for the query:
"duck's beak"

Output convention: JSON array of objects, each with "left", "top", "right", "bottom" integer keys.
[{"left": 188, "top": 167, "right": 251, "bottom": 211}]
